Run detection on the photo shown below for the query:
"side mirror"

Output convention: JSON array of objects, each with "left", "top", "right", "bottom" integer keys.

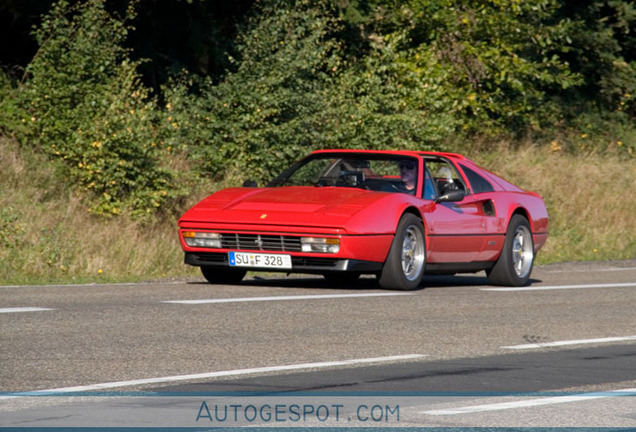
[
  {"left": 435, "top": 190, "right": 465, "bottom": 203},
  {"left": 242, "top": 180, "right": 258, "bottom": 187}
]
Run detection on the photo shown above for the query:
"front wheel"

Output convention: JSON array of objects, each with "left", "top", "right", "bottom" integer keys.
[
  {"left": 487, "top": 215, "right": 534, "bottom": 286},
  {"left": 200, "top": 266, "right": 246, "bottom": 285},
  {"left": 378, "top": 213, "right": 426, "bottom": 290}
]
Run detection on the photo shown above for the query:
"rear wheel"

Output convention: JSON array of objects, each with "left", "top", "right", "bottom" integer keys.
[
  {"left": 487, "top": 214, "right": 534, "bottom": 286},
  {"left": 200, "top": 266, "right": 246, "bottom": 284},
  {"left": 378, "top": 213, "right": 426, "bottom": 290}
]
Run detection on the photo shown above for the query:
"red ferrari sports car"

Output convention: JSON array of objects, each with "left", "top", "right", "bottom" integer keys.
[{"left": 178, "top": 150, "right": 548, "bottom": 290}]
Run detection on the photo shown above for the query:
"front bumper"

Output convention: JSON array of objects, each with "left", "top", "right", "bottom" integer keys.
[{"left": 184, "top": 252, "right": 384, "bottom": 274}]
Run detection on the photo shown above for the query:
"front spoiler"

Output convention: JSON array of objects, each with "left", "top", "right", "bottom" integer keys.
[{"left": 184, "top": 252, "right": 383, "bottom": 274}]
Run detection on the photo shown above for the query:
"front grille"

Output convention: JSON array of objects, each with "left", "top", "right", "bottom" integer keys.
[{"left": 220, "top": 233, "right": 302, "bottom": 252}]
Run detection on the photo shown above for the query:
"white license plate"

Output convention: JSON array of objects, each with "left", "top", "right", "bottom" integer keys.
[{"left": 228, "top": 252, "right": 292, "bottom": 269}]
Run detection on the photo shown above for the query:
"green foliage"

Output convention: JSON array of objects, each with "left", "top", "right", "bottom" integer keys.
[
  {"left": 356, "top": 0, "right": 584, "bottom": 134},
  {"left": 0, "top": 69, "right": 30, "bottom": 138},
  {"left": 16, "top": 0, "right": 184, "bottom": 219},
  {"left": 317, "top": 45, "right": 459, "bottom": 150},
  {"left": 164, "top": 0, "right": 343, "bottom": 183},
  {"left": 165, "top": 0, "right": 460, "bottom": 184},
  {"left": 524, "top": 0, "right": 636, "bottom": 154},
  {"left": 165, "top": 0, "right": 635, "bottom": 186},
  {"left": 558, "top": 0, "right": 636, "bottom": 116},
  {"left": 0, "top": 136, "right": 191, "bottom": 285},
  {"left": 2, "top": 0, "right": 634, "bottom": 217},
  {"left": 331, "top": 0, "right": 636, "bottom": 149},
  {"left": 0, "top": 207, "right": 26, "bottom": 250}
]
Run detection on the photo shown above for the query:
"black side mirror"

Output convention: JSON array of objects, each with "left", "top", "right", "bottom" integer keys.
[
  {"left": 242, "top": 180, "right": 258, "bottom": 187},
  {"left": 435, "top": 190, "right": 465, "bottom": 203}
]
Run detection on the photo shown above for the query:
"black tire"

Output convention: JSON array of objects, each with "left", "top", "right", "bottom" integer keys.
[
  {"left": 200, "top": 266, "right": 246, "bottom": 284},
  {"left": 487, "top": 214, "right": 534, "bottom": 286},
  {"left": 378, "top": 213, "right": 426, "bottom": 290}
]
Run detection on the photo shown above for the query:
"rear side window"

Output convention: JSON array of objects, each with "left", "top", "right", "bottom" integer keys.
[{"left": 460, "top": 165, "right": 494, "bottom": 194}]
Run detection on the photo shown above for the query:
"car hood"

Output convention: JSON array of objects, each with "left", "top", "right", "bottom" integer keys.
[{"left": 179, "top": 186, "right": 402, "bottom": 234}]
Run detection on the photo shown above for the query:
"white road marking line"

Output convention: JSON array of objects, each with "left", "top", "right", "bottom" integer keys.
[
  {"left": 0, "top": 281, "right": 187, "bottom": 289},
  {"left": 163, "top": 292, "right": 415, "bottom": 304},
  {"left": 481, "top": 282, "right": 636, "bottom": 292},
  {"left": 543, "top": 266, "right": 636, "bottom": 273},
  {"left": 0, "top": 307, "right": 54, "bottom": 314},
  {"left": 501, "top": 335, "right": 636, "bottom": 350},
  {"left": 2, "top": 354, "right": 426, "bottom": 397},
  {"left": 422, "top": 388, "right": 636, "bottom": 416}
]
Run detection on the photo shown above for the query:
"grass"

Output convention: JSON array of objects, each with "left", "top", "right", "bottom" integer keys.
[
  {"left": 0, "top": 137, "right": 202, "bottom": 285},
  {"left": 471, "top": 143, "right": 636, "bottom": 264},
  {"left": 0, "top": 136, "right": 634, "bottom": 285}
]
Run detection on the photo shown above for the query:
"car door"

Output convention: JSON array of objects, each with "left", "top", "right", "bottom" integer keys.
[{"left": 423, "top": 158, "right": 490, "bottom": 263}]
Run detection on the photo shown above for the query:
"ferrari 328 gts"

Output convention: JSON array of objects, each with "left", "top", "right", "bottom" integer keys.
[{"left": 178, "top": 150, "right": 548, "bottom": 290}]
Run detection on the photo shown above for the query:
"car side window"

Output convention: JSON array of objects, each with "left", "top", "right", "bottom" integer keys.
[
  {"left": 460, "top": 164, "right": 494, "bottom": 193},
  {"left": 426, "top": 158, "right": 466, "bottom": 196},
  {"left": 423, "top": 167, "right": 436, "bottom": 200}
]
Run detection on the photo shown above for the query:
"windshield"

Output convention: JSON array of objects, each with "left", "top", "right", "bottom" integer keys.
[{"left": 268, "top": 153, "right": 419, "bottom": 195}]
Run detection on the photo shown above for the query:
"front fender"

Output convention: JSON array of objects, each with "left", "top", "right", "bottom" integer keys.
[{"left": 338, "top": 194, "right": 425, "bottom": 235}]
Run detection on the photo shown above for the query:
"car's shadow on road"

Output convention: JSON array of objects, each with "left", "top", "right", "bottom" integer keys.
[{"left": 188, "top": 273, "right": 542, "bottom": 291}]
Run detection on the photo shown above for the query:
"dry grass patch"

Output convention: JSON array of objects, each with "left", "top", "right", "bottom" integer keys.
[
  {"left": 473, "top": 144, "right": 635, "bottom": 263},
  {"left": 0, "top": 137, "right": 198, "bottom": 285}
]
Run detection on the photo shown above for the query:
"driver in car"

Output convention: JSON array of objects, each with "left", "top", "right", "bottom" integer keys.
[{"left": 399, "top": 160, "right": 417, "bottom": 194}]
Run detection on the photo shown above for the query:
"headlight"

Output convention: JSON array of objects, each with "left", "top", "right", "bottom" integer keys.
[
  {"left": 300, "top": 237, "right": 340, "bottom": 253},
  {"left": 183, "top": 231, "right": 222, "bottom": 248}
]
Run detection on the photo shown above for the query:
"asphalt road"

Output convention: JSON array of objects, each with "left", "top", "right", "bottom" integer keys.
[{"left": 1, "top": 260, "right": 635, "bottom": 428}]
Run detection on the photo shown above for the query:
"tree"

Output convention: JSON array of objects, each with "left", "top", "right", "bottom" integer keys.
[
  {"left": 18, "top": 0, "right": 183, "bottom": 218},
  {"left": 558, "top": 0, "right": 636, "bottom": 118},
  {"left": 165, "top": 0, "right": 462, "bottom": 184}
]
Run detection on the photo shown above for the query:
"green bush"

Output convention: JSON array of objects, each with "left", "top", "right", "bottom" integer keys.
[
  {"left": 4, "top": 0, "right": 634, "bottom": 215},
  {"left": 165, "top": 0, "right": 636, "bottom": 186},
  {"left": 365, "top": 0, "right": 584, "bottom": 134},
  {"left": 163, "top": 0, "right": 344, "bottom": 183},
  {"left": 0, "top": 70, "right": 29, "bottom": 138},
  {"left": 16, "top": 0, "right": 185, "bottom": 219},
  {"left": 558, "top": 0, "right": 636, "bottom": 117},
  {"left": 164, "top": 0, "right": 461, "bottom": 185}
]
